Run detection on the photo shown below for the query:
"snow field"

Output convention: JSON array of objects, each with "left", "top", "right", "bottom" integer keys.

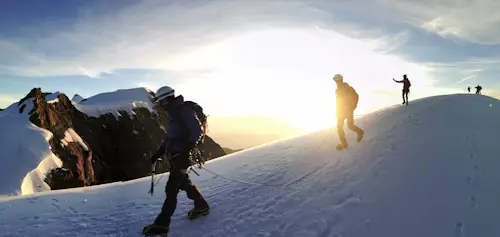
[{"left": 1, "top": 94, "right": 500, "bottom": 237}]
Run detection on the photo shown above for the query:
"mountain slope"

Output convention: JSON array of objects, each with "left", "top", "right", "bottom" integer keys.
[
  {"left": 0, "top": 91, "right": 64, "bottom": 196},
  {"left": 1, "top": 94, "right": 500, "bottom": 236},
  {"left": 0, "top": 87, "right": 226, "bottom": 196}
]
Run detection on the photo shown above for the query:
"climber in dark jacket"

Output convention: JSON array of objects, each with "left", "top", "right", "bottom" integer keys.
[
  {"left": 393, "top": 74, "right": 411, "bottom": 105},
  {"left": 475, "top": 85, "right": 482, "bottom": 94},
  {"left": 143, "top": 86, "right": 210, "bottom": 236},
  {"left": 333, "top": 74, "right": 364, "bottom": 150}
]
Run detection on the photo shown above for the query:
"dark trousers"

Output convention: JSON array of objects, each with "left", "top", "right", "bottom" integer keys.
[
  {"left": 337, "top": 110, "right": 363, "bottom": 145},
  {"left": 154, "top": 154, "right": 207, "bottom": 227},
  {"left": 402, "top": 89, "right": 409, "bottom": 103}
]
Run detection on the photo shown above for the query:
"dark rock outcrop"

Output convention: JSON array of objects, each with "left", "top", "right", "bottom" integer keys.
[
  {"left": 19, "top": 88, "right": 226, "bottom": 191},
  {"left": 222, "top": 147, "right": 243, "bottom": 155}
]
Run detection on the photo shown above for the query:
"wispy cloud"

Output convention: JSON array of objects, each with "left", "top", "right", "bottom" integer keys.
[
  {"left": 0, "top": 0, "right": 341, "bottom": 78},
  {"left": 2, "top": 0, "right": 500, "bottom": 103},
  {"left": 456, "top": 75, "right": 475, "bottom": 84},
  {"left": 375, "top": 0, "right": 500, "bottom": 44},
  {"left": 78, "top": 66, "right": 119, "bottom": 78}
]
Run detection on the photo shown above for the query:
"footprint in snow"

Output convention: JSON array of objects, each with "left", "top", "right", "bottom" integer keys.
[
  {"left": 466, "top": 176, "right": 473, "bottom": 185},
  {"left": 454, "top": 221, "right": 464, "bottom": 237},
  {"left": 470, "top": 196, "right": 477, "bottom": 208}
]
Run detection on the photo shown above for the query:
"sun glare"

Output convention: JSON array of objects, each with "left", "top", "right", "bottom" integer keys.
[{"left": 173, "top": 28, "right": 433, "bottom": 132}]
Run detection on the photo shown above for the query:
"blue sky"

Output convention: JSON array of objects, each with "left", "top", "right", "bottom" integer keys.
[{"left": 2, "top": 0, "right": 500, "bottom": 123}]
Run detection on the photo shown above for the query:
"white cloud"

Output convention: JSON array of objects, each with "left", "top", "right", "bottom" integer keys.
[
  {"left": 0, "top": 0, "right": 339, "bottom": 77},
  {"left": 1, "top": 0, "right": 499, "bottom": 82},
  {"left": 375, "top": 0, "right": 500, "bottom": 44},
  {"left": 78, "top": 66, "right": 119, "bottom": 78},
  {"left": 456, "top": 75, "right": 475, "bottom": 84}
]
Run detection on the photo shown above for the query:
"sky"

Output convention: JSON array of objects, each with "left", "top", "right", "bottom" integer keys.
[{"left": 2, "top": 0, "right": 500, "bottom": 131}]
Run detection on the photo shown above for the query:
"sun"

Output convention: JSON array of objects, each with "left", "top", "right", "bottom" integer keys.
[{"left": 174, "top": 27, "right": 433, "bottom": 132}]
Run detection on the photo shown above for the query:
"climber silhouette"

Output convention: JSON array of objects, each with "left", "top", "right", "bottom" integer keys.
[
  {"left": 393, "top": 74, "right": 411, "bottom": 105},
  {"left": 475, "top": 85, "right": 482, "bottom": 94},
  {"left": 468, "top": 86, "right": 471, "bottom": 93},
  {"left": 333, "top": 74, "right": 364, "bottom": 150}
]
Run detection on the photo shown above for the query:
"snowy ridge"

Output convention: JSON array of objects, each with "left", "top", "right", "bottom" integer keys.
[
  {"left": 21, "top": 151, "right": 62, "bottom": 195},
  {"left": 0, "top": 106, "right": 63, "bottom": 196},
  {"left": 45, "top": 92, "right": 61, "bottom": 104},
  {"left": 74, "top": 87, "right": 155, "bottom": 119},
  {"left": 1, "top": 94, "right": 500, "bottom": 237}
]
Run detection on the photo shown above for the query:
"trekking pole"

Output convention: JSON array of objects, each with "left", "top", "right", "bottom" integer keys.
[{"left": 148, "top": 162, "right": 155, "bottom": 196}]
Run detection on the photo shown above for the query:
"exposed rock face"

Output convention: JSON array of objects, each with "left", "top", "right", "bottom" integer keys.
[
  {"left": 199, "top": 136, "right": 226, "bottom": 160},
  {"left": 19, "top": 88, "right": 226, "bottom": 191},
  {"left": 222, "top": 147, "right": 243, "bottom": 155}
]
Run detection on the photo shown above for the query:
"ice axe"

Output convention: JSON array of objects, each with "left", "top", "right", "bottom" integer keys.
[{"left": 148, "top": 158, "right": 162, "bottom": 196}]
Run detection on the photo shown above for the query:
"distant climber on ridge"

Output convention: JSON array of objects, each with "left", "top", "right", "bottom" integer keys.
[
  {"left": 333, "top": 74, "right": 364, "bottom": 150},
  {"left": 393, "top": 74, "right": 411, "bottom": 105},
  {"left": 475, "top": 85, "right": 482, "bottom": 95},
  {"left": 143, "top": 86, "right": 210, "bottom": 236}
]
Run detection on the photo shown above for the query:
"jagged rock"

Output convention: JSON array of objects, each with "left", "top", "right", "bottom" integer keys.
[
  {"left": 20, "top": 88, "right": 226, "bottom": 191},
  {"left": 29, "top": 89, "right": 95, "bottom": 188}
]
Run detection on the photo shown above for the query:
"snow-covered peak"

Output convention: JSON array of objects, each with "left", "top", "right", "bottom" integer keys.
[
  {"left": 46, "top": 92, "right": 62, "bottom": 104},
  {"left": 71, "top": 94, "right": 85, "bottom": 103},
  {"left": 0, "top": 91, "right": 63, "bottom": 118},
  {"left": 1, "top": 94, "right": 500, "bottom": 236},
  {"left": 0, "top": 107, "right": 62, "bottom": 196},
  {"left": 74, "top": 87, "right": 155, "bottom": 118},
  {"left": 0, "top": 89, "right": 67, "bottom": 196}
]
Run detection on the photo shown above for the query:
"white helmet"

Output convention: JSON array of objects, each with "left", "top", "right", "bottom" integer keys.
[
  {"left": 154, "top": 86, "right": 175, "bottom": 102},
  {"left": 333, "top": 74, "right": 343, "bottom": 82}
]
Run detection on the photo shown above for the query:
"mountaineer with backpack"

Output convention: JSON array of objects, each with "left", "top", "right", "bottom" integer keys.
[
  {"left": 333, "top": 74, "right": 364, "bottom": 150},
  {"left": 475, "top": 85, "right": 482, "bottom": 95},
  {"left": 143, "top": 86, "right": 210, "bottom": 236},
  {"left": 393, "top": 74, "right": 411, "bottom": 105}
]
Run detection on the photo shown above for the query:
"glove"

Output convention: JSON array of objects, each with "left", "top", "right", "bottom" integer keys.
[{"left": 151, "top": 147, "right": 165, "bottom": 164}]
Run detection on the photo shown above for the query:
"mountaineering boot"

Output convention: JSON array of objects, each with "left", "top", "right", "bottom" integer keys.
[
  {"left": 187, "top": 202, "right": 210, "bottom": 220},
  {"left": 357, "top": 129, "right": 364, "bottom": 142},
  {"left": 142, "top": 224, "right": 169, "bottom": 237},
  {"left": 336, "top": 143, "right": 348, "bottom": 150}
]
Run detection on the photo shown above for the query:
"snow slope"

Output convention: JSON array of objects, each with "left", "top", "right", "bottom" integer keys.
[
  {"left": 0, "top": 95, "right": 63, "bottom": 196},
  {"left": 2, "top": 94, "right": 500, "bottom": 237},
  {"left": 74, "top": 88, "right": 155, "bottom": 118}
]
